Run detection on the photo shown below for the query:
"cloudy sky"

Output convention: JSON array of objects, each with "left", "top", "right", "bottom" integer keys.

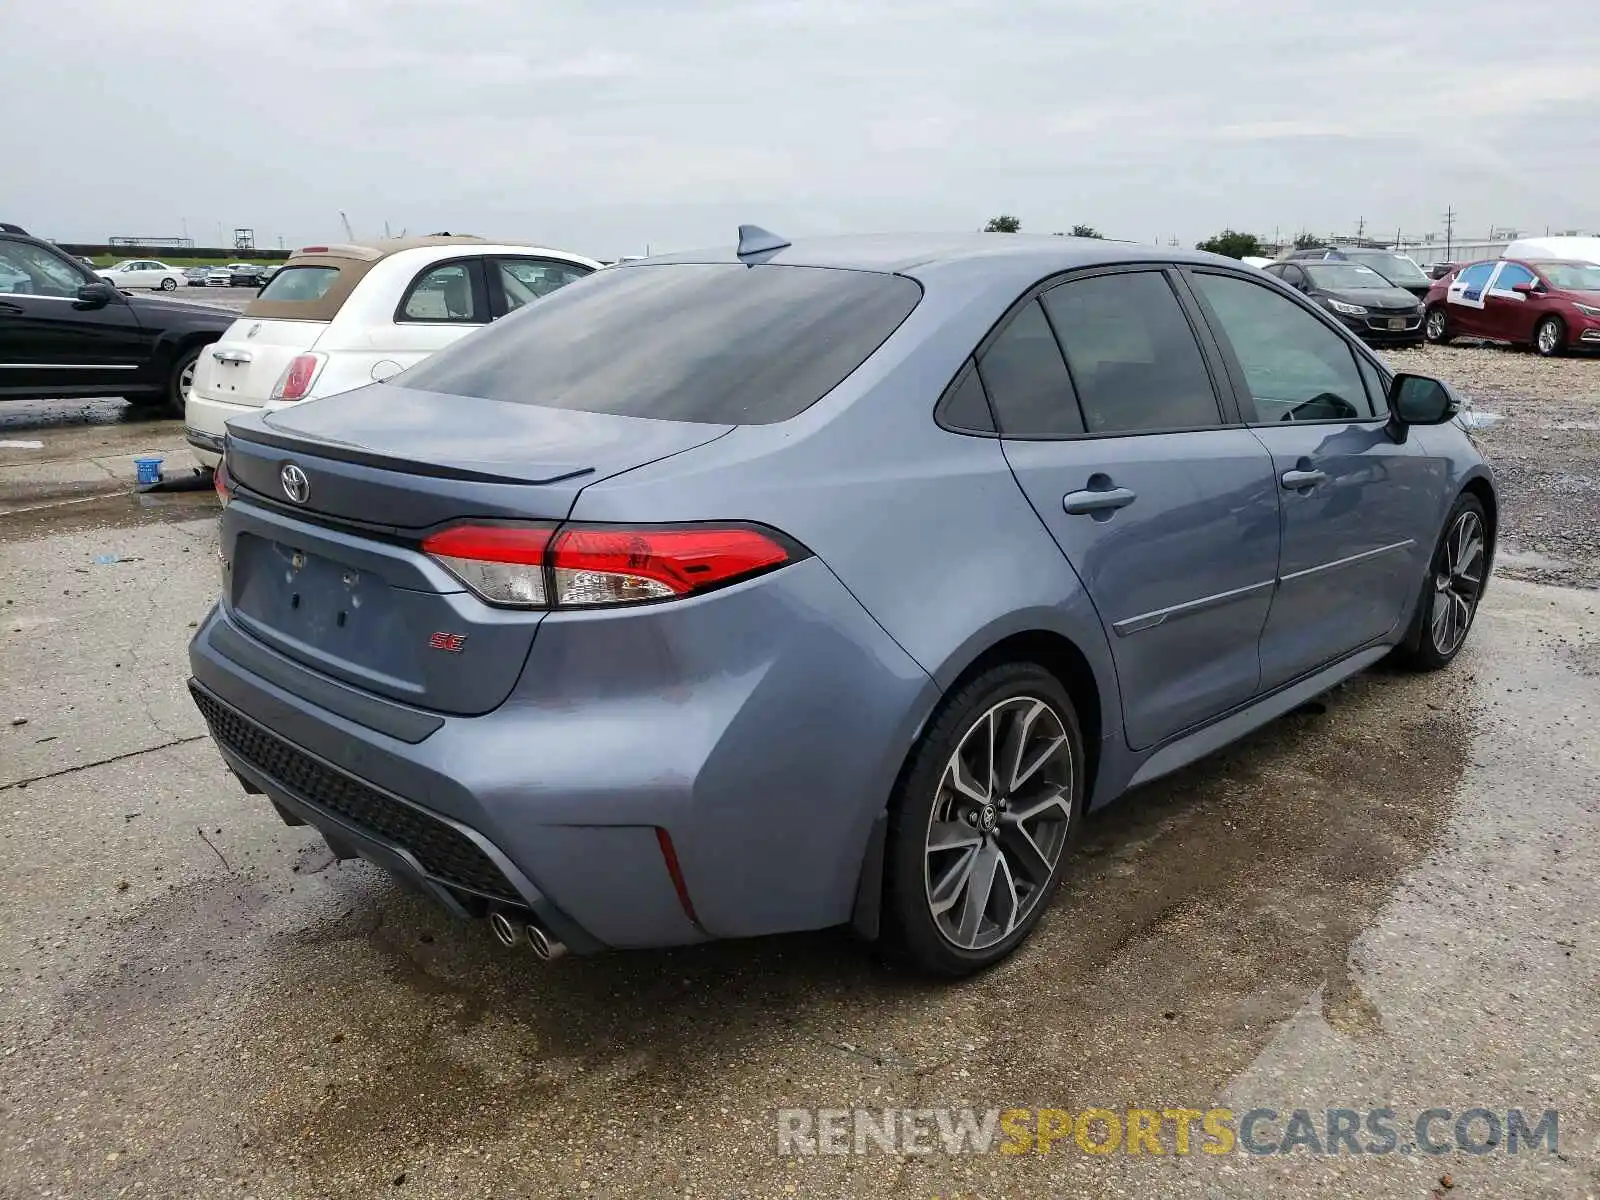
[{"left": 4, "top": 0, "right": 1597, "bottom": 258}]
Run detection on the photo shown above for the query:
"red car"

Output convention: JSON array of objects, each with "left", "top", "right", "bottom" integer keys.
[{"left": 1424, "top": 257, "right": 1600, "bottom": 356}]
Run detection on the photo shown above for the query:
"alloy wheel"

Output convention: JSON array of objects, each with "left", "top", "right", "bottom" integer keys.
[
  {"left": 1426, "top": 310, "right": 1447, "bottom": 341},
  {"left": 924, "top": 696, "right": 1073, "bottom": 951},
  {"left": 178, "top": 359, "right": 196, "bottom": 402},
  {"left": 1537, "top": 319, "right": 1561, "bottom": 355},
  {"left": 1432, "top": 509, "right": 1484, "bottom": 656}
]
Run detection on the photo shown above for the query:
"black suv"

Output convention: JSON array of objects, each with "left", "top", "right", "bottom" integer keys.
[
  {"left": 1280, "top": 246, "right": 1433, "bottom": 299},
  {"left": 0, "top": 228, "right": 234, "bottom": 416}
]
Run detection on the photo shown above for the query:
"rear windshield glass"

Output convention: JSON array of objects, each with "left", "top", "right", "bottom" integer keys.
[
  {"left": 256, "top": 266, "right": 339, "bottom": 302},
  {"left": 1347, "top": 252, "right": 1429, "bottom": 283},
  {"left": 398, "top": 263, "right": 922, "bottom": 424}
]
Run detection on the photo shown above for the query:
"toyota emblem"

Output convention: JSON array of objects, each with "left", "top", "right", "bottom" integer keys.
[{"left": 280, "top": 463, "right": 310, "bottom": 504}]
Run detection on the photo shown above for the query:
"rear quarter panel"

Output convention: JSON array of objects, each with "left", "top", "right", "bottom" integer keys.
[{"left": 567, "top": 273, "right": 1127, "bottom": 802}]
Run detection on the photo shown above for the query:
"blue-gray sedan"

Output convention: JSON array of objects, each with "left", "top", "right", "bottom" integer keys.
[{"left": 189, "top": 229, "right": 1496, "bottom": 975}]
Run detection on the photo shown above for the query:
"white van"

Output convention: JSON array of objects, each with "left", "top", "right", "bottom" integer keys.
[
  {"left": 1502, "top": 236, "right": 1600, "bottom": 266},
  {"left": 184, "top": 236, "right": 600, "bottom": 468}
]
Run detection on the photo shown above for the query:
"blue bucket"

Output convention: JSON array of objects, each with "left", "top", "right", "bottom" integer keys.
[{"left": 133, "top": 456, "right": 163, "bottom": 485}]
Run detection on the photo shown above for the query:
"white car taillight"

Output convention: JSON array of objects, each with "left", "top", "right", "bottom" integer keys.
[
  {"left": 270, "top": 353, "right": 326, "bottom": 402},
  {"left": 419, "top": 522, "right": 801, "bottom": 609}
]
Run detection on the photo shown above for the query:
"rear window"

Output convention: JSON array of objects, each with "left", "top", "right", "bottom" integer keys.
[
  {"left": 256, "top": 266, "right": 340, "bottom": 302},
  {"left": 398, "top": 263, "right": 922, "bottom": 424}
]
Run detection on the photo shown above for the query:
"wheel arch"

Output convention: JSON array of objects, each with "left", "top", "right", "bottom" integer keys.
[
  {"left": 850, "top": 625, "right": 1111, "bottom": 941},
  {"left": 1460, "top": 471, "right": 1499, "bottom": 584}
]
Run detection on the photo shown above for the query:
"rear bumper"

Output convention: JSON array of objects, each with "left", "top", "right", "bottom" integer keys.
[
  {"left": 186, "top": 390, "right": 262, "bottom": 467},
  {"left": 187, "top": 556, "right": 938, "bottom": 950}
]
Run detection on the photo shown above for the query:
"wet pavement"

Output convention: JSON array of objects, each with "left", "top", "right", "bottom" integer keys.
[{"left": 1, "top": 397, "right": 1597, "bottom": 1198}]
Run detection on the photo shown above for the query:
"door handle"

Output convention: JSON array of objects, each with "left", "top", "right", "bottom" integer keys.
[
  {"left": 1063, "top": 486, "right": 1137, "bottom": 515},
  {"left": 1280, "top": 468, "right": 1327, "bottom": 490}
]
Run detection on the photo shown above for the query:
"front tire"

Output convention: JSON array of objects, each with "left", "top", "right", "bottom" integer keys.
[
  {"left": 1534, "top": 315, "right": 1565, "bottom": 357},
  {"left": 1392, "top": 494, "right": 1488, "bottom": 672},
  {"left": 1424, "top": 306, "right": 1452, "bottom": 344},
  {"left": 160, "top": 276, "right": 177, "bottom": 291},
  {"left": 882, "top": 662, "right": 1084, "bottom": 976}
]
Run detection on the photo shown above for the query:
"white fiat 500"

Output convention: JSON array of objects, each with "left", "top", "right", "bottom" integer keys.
[{"left": 184, "top": 236, "right": 599, "bottom": 467}]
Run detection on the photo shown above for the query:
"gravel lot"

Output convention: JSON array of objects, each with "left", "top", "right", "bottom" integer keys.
[
  {"left": 1, "top": 343, "right": 1597, "bottom": 1198},
  {"left": 1381, "top": 344, "right": 1600, "bottom": 589}
]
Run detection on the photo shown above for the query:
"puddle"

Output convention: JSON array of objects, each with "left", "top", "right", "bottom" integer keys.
[
  {"left": 0, "top": 396, "right": 157, "bottom": 432},
  {"left": 0, "top": 488, "right": 217, "bottom": 538}
]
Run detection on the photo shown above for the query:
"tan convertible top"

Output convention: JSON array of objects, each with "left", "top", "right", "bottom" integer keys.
[{"left": 243, "top": 235, "right": 490, "bottom": 321}]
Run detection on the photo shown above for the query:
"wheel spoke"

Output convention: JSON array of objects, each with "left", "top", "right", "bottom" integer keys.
[
  {"left": 928, "top": 820, "right": 983, "bottom": 853},
  {"left": 993, "top": 853, "right": 1021, "bottom": 935},
  {"left": 1432, "top": 590, "right": 1451, "bottom": 645},
  {"left": 997, "top": 821, "right": 1055, "bottom": 886},
  {"left": 948, "top": 751, "right": 989, "bottom": 806},
  {"left": 955, "top": 843, "right": 1001, "bottom": 946},
  {"left": 928, "top": 844, "right": 979, "bottom": 916}
]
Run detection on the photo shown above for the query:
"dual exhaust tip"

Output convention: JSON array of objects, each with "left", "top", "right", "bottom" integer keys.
[{"left": 489, "top": 908, "right": 567, "bottom": 961}]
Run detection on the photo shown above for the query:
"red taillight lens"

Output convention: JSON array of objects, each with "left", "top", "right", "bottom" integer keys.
[
  {"left": 421, "top": 523, "right": 554, "bottom": 608},
  {"left": 213, "top": 456, "right": 231, "bottom": 507},
  {"left": 548, "top": 525, "right": 793, "bottom": 606},
  {"left": 420, "top": 522, "right": 800, "bottom": 609},
  {"left": 271, "top": 353, "right": 325, "bottom": 402}
]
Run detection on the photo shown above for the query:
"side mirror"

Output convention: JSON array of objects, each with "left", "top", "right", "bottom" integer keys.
[
  {"left": 1387, "top": 372, "right": 1459, "bottom": 441},
  {"left": 74, "top": 281, "right": 120, "bottom": 309},
  {"left": 1512, "top": 281, "right": 1538, "bottom": 295}
]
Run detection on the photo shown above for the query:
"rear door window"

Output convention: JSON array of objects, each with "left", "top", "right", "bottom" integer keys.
[
  {"left": 398, "top": 260, "right": 487, "bottom": 323},
  {"left": 256, "top": 266, "right": 340, "bottom": 302},
  {"left": 399, "top": 263, "right": 921, "bottom": 424},
  {"left": 1042, "top": 271, "right": 1223, "bottom": 434}
]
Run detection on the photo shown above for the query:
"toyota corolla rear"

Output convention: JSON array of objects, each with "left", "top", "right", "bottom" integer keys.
[{"left": 188, "top": 260, "right": 938, "bottom": 953}]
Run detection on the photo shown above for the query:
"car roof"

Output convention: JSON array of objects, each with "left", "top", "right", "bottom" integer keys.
[{"left": 634, "top": 232, "right": 1232, "bottom": 277}]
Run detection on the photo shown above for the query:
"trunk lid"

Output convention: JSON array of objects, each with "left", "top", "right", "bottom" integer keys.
[
  {"left": 191, "top": 317, "right": 327, "bottom": 411},
  {"left": 219, "top": 387, "right": 732, "bottom": 714}
]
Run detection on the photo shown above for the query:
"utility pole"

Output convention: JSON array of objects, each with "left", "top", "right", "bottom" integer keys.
[
  {"left": 1442, "top": 206, "right": 1456, "bottom": 260},
  {"left": 1395, "top": 225, "right": 1402, "bottom": 250},
  {"left": 1356, "top": 216, "right": 1365, "bottom": 241}
]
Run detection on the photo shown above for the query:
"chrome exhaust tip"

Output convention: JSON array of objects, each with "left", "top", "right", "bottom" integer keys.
[
  {"left": 488, "top": 909, "right": 519, "bottom": 947},
  {"left": 525, "top": 921, "right": 568, "bottom": 962}
]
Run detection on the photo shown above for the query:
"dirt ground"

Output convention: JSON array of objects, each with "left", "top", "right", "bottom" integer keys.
[{"left": 1, "top": 350, "right": 1597, "bottom": 1198}]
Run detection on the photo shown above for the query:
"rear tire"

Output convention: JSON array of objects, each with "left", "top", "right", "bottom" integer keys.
[
  {"left": 160, "top": 276, "right": 177, "bottom": 291},
  {"left": 881, "top": 662, "right": 1084, "bottom": 976},
  {"left": 1424, "top": 306, "right": 1452, "bottom": 344},
  {"left": 1392, "top": 494, "right": 1488, "bottom": 672},
  {"left": 1534, "top": 315, "right": 1565, "bottom": 357}
]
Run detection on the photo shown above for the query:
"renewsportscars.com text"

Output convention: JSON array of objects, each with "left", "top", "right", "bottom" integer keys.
[{"left": 776, "top": 1106, "right": 1558, "bottom": 1157}]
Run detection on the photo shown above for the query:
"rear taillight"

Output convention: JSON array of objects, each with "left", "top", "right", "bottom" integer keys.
[
  {"left": 421, "top": 523, "right": 555, "bottom": 607},
  {"left": 213, "top": 455, "right": 231, "bottom": 507},
  {"left": 421, "top": 522, "right": 802, "bottom": 610},
  {"left": 270, "top": 353, "right": 326, "bottom": 402}
]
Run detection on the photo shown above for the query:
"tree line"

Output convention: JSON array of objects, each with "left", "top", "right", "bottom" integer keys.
[{"left": 983, "top": 216, "right": 1330, "bottom": 260}]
